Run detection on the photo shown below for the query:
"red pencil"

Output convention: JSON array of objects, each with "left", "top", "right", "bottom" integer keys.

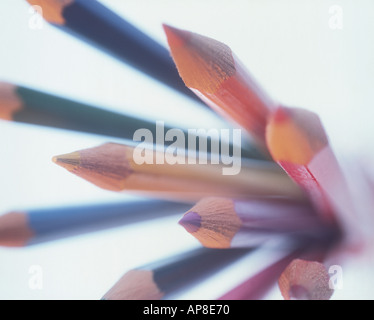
[
  {"left": 163, "top": 24, "right": 277, "bottom": 149},
  {"left": 266, "top": 106, "right": 357, "bottom": 238}
]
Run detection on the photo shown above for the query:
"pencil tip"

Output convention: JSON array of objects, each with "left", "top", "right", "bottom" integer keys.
[
  {"left": 163, "top": 24, "right": 190, "bottom": 46},
  {"left": 278, "top": 259, "right": 333, "bottom": 300},
  {"left": 179, "top": 211, "right": 201, "bottom": 233},
  {"left": 0, "top": 81, "right": 22, "bottom": 120},
  {"left": 163, "top": 24, "right": 234, "bottom": 93},
  {"left": 52, "top": 152, "right": 80, "bottom": 171},
  {"left": 266, "top": 106, "right": 328, "bottom": 164}
]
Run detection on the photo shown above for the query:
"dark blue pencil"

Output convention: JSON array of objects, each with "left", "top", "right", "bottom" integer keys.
[
  {"left": 102, "top": 247, "right": 252, "bottom": 300},
  {"left": 0, "top": 200, "right": 191, "bottom": 247},
  {"left": 25, "top": 0, "right": 202, "bottom": 105}
]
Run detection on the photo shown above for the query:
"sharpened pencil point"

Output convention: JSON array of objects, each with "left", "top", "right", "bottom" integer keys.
[
  {"left": 179, "top": 211, "right": 201, "bottom": 233},
  {"left": 52, "top": 152, "right": 80, "bottom": 171},
  {"left": 163, "top": 24, "right": 235, "bottom": 94},
  {"left": 163, "top": 24, "right": 190, "bottom": 47},
  {"left": 179, "top": 198, "right": 242, "bottom": 248},
  {"left": 51, "top": 144, "right": 135, "bottom": 192},
  {"left": 278, "top": 259, "right": 334, "bottom": 300},
  {"left": 266, "top": 106, "right": 328, "bottom": 165}
]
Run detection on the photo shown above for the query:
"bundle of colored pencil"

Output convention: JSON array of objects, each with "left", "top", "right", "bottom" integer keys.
[{"left": 2, "top": 0, "right": 364, "bottom": 301}]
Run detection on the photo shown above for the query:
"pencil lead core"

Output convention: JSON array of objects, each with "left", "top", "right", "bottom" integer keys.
[
  {"left": 52, "top": 152, "right": 80, "bottom": 171},
  {"left": 179, "top": 211, "right": 201, "bottom": 233}
]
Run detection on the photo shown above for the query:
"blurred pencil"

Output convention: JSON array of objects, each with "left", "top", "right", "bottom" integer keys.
[
  {"left": 52, "top": 143, "right": 304, "bottom": 202},
  {"left": 163, "top": 24, "right": 277, "bottom": 148},
  {"left": 25, "top": 0, "right": 201, "bottom": 104},
  {"left": 0, "top": 81, "right": 264, "bottom": 159},
  {"left": 179, "top": 197, "right": 338, "bottom": 248},
  {"left": 219, "top": 247, "right": 300, "bottom": 300},
  {"left": 0, "top": 200, "right": 190, "bottom": 247},
  {"left": 278, "top": 258, "right": 334, "bottom": 300},
  {"left": 219, "top": 241, "right": 333, "bottom": 300},
  {"left": 102, "top": 247, "right": 251, "bottom": 300},
  {"left": 266, "top": 106, "right": 356, "bottom": 233},
  {"left": 0, "top": 81, "right": 172, "bottom": 141}
]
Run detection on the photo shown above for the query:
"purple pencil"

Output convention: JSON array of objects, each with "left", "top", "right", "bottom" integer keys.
[{"left": 178, "top": 197, "right": 340, "bottom": 249}]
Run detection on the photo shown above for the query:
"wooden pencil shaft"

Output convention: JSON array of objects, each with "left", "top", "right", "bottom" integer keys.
[
  {"left": 1, "top": 84, "right": 265, "bottom": 160},
  {"left": 218, "top": 248, "right": 301, "bottom": 300},
  {"left": 141, "top": 248, "right": 251, "bottom": 295},
  {"left": 180, "top": 197, "right": 338, "bottom": 249},
  {"left": 53, "top": 143, "right": 304, "bottom": 200},
  {"left": 29, "top": 0, "right": 201, "bottom": 103},
  {"left": 191, "top": 56, "right": 275, "bottom": 143},
  {"left": 233, "top": 199, "right": 324, "bottom": 231},
  {"left": 27, "top": 200, "right": 190, "bottom": 244},
  {"left": 231, "top": 227, "right": 337, "bottom": 248},
  {"left": 14, "top": 85, "right": 164, "bottom": 140},
  {"left": 0, "top": 200, "right": 190, "bottom": 246},
  {"left": 218, "top": 241, "right": 331, "bottom": 300},
  {"left": 266, "top": 106, "right": 357, "bottom": 236}
]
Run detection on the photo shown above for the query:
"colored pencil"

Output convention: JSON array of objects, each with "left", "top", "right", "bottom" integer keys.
[
  {"left": 163, "top": 24, "right": 277, "bottom": 148},
  {"left": 25, "top": 0, "right": 201, "bottom": 104},
  {"left": 266, "top": 106, "right": 356, "bottom": 232},
  {"left": 162, "top": 25, "right": 355, "bottom": 233},
  {"left": 179, "top": 197, "right": 338, "bottom": 249},
  {"left": 219, "top": 246, "right": 301, "bottom": 300},
  {"left": 219, "top": 240, "right": 333, "bottom": 300},
  {"left": 0, "top": 200, "right": 190, "bottom": 247},
  {"left": 278, "top": 258, "right": 334, "bottom": 300},
  {"left": 102, "top": 247, "right": 251, "bottom": 300},
  {"left": 0, "top": 81, "right": 264, "bottom": 160},
  {"left": 52, "top": 143, "right": 304, "bottom": 202},
  {"left": 0, "top": 81, "right": 174, "bottom": 141}
]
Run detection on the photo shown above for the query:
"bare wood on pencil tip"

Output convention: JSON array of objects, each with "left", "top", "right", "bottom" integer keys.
[
  {"left": 102, "top": 270, "right": 163, "bottom": 300},
  {"left": 163, "top": 24, "right": 276, "bottom": 147},
  {"left": 53, "top": 143, "right": 305, "bottom": 201},
  {"left": 278, "top": 259, "right": 333, "bottom": 300},
  {"left": 0, "top": 82, "right": 22, "bottom": 121},
  {"left": 0, "top": 212, "right": 33, "bottom": 247},
  {"left": 266, "top": 105, "right": 358, "bottom": 229},
  {"left": 26, "top": 0, "right": 73, "bottom": 25},
  {"left": 52, "top": 152, "right": 79, "bottom": 168},
  {"left": 163, "top": 24, "right": 235, "bottom": 93},
  {"left": 266, "top": 106, "right": 329, "bottom": 165},
  {"left": 179, "top": 197, "right": 241, "bottom": 248},
  {"left": 53, "top": 145, "right": 133, "bottom": 192}
]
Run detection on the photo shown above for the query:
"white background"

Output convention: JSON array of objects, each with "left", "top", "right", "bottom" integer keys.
[{"left": 0, "top": 0, "right": 374, "bottom": 299}]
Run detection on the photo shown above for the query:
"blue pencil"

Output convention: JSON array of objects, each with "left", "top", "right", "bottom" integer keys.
[{"left": 0, "top": 200, "right": 190, "bottom": 247}]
